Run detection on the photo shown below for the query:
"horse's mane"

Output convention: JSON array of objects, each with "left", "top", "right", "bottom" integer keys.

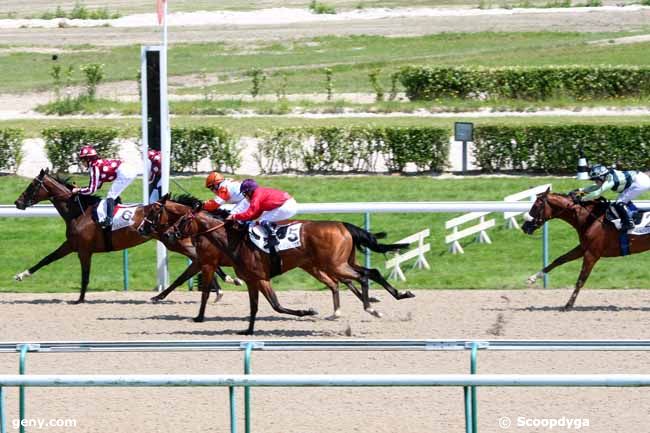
[
  {"left": 171, "top": 193, "right": 202, "bottom": 208},
  {"left": 49, "top": 172, "right": 101, "bottom": 208}
]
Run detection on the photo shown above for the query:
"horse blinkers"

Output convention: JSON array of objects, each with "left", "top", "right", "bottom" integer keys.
[{"left": 521, "top": 195, "right": 548, "bottom": 235}]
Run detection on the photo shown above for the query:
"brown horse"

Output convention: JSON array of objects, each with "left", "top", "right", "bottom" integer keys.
[
  {"left": 162, "top": 204, "right": 415, "bottom": 335},
  {"left": 522, "top": 189, "right": 650, "bottom": 309},
  {"left": 137, "top": 194, "right": 240, "bottom": 320},
  {"left": 13, "top": 169, "right": 232, "bottom": 303}
]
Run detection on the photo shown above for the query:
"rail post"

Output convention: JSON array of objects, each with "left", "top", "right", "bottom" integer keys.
[
  {"left": 0, "top": 384, "right": 6, "bottom": 433},
  {"left": 188, "top": 259, "right": 194, "bottom": 290},
  {"left": 229, "top": 385, "right": 237, "bottom": 433},
  {"left": 18, "top": 345, "right": 28, "bottom": 433},
  {"left": 463, "top": 385, "right": 472, "bottom": 433},
  {"left": 543, "top": 222, "right": 549, "bottom": 288},
  {"left": 364, "top": 212, "right": 371, "bottom": 269},
  {"left": 244, "top": 342, "right": 254, "bottom": 433},
  {"left": 122, "top": 249, "right": 129, "bottom": 291},
  {"left": 470, "top": 342, "right": 478, "bottom": 433}
]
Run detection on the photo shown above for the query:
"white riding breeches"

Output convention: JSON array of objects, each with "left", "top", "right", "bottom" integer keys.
[
  {"left": 107, "top": 164, "right": 138, "bottom": 200},
  {"left": 259, "top": 198, "right": 298, "bottom": 222},
  {"left": 230, "top": 199, "right": 250, "bottom": 215},
  {"left": 617, "top": 172, "right": 650, "bottom": 203}
]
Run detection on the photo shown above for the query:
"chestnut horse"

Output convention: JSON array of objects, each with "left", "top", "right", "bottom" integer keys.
[
  {"left": 522, "top": 189, "right": 650, "bottom": 309},
  {"left": 162, "top": 204, "right": 415, "bottom": 335},
  {"left": 138, "top": 195, "right": 390, "bottom": 323},
  {"left": 13, "top": 169, "right": 232, "bottom": 303}
]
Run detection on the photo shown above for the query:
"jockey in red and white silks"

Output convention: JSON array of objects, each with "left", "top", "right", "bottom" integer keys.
[{"left": 203, "top": 172, "right": 249, "bottom": 215}]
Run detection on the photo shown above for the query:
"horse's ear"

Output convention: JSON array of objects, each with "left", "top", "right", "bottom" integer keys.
[
  {"left": 161, "top": 193, "right": 170, "bottom": 202},
  {"left": 544, "top": 187, "right": 551, "bottom": 194},
  {"left": 192, "top": 200, "right": 203, "bottom": 212},
  {"left": 45, "top": 168, "right": 49, "bottom": 174}
]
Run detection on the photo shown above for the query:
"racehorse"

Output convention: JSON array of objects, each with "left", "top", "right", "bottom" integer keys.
[
  {"left": 13, "top": 169, "right": 234, "bottom": 303},
  {"left": 138, "top": 195, "right": 390, "bottom": 323},
  {"left": 137, "top": 193, "right": 240, "bottom": 319},
  {"left": 522, "top": 189, "right": 650, "bottom": 309},
  {"left": 162, "top": 202, "right": 415, "bottom": 335}
]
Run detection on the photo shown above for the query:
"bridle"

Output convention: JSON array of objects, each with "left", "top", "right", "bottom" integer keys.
[
  {"left": 525, "top": 194, "right": 574, "bottom": 228},
  {"left": 137, "top": 202, "right": 164, "bottom": 234},
  {"left": 170, "top": 211, "right": 225, "bottom": 240},
  {"left": 22, "top": 173, "right": 74, "bottom": 208}
]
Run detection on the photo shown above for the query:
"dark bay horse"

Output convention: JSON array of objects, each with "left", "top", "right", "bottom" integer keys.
[
  {"left": 137, "top": 194, "right": 239, "bottom": 318},
  {"left": 522, "top": 189, "right": 650, "bottom": 309},
  {"left": 163, "top": 205, "right": 415, "bottom": 335},
  {"left": 13, "top": 169, "right": 232, "bottom": 303}
]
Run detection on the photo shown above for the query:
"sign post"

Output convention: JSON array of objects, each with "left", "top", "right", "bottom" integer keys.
[{"left": 454, "top": 122, "right": 474, "bottom": 173}]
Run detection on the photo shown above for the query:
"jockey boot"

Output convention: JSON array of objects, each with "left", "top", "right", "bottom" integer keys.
[
  {"left": 260, "top": 220, "right": 279, "bottom": 248},
  {"left": 103, "top": 198, "right": 115, "bottom": 229},
  {"left": 614, "top": 202, "right": 634, "bottom": 231}
]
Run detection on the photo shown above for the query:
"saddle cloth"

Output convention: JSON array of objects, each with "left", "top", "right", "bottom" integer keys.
[
  {"left": 606, "top": 203, "right": 650, "bottom": 235},
  {"left": 95, "top": 200, "right": 137, "bottom": 231},
  {"left": 248, "top": 222, "right": 302, "bottom": 254}
]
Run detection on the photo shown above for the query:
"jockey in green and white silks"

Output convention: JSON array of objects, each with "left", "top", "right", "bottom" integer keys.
[{"left": 579, "top": 164, "right": 650, "bottom": 230}]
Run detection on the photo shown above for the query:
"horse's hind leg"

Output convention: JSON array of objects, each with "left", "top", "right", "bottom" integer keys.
[
  {"left": 301, "top": 267, "right": 341, "bottom": 318},
  {"left": 528, "top": 245, "right": 583, "bottom": 284},
  {"left": 15, "top": 241, "right": 73, "bottom": 281},
  {"left": 256, "top": 279, "right": 318, "bottom": 319},
  {"left": 362, "top": 267, "right": 415, "bottom": 300},
  {"left": 193, "top": 265, "right": 216, "bottom": 322},
  {"left": 331, "top": 265, "right": 381, "bottom": 317},
  {"left": 565, "top": 252, "right": 599, "bottom": 310}
]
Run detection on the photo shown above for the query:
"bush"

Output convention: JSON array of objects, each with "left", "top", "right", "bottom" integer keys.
[
  {"left": 170, "top": 127, "right": 240, "bottom": 173},
  {"left": 42, "top": 127, "right": 120, "bottom": 173},
  {"left": 255, "top": 126, "right": 448, "bottom": 174},
  {"left": 473, "top": 124, "right": 650, "bottom": 173},
  {"left": 399, "top": 66, "right": 650, "bottom": 101},
  {"left": 0, "top": 128, "right": 24, "bottom": 173}
]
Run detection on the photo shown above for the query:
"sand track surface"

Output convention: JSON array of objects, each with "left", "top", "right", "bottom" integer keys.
[{"left": 0, "top": 289, "right": 648, "bottom": 433}]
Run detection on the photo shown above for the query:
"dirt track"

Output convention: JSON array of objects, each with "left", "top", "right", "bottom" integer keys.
[{"left": 0, "top": 289, "right": 648, "bottom": 433}]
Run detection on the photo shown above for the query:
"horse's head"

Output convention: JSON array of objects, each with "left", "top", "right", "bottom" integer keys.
[
  {"left": 15, "top": 169, "right": 54, "bottom": 209},
  {"left": 522, "top": 189, "right": 573, "bottom": 234},
  {"left": 163, "top": 210, "right": 199, "bottom": 243},
  {"left": 137, "top": 193, "right": 171, "bottom": 236}
]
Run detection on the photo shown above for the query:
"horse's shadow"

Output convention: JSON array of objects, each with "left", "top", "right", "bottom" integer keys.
[
  {"left": 133, "top": 328, "right": 344, "bottom": 337},
  {"left": 98, "top": 314, "right": 313, "bottom": 323},
  {"left": 0, "top": 298, "right": 199, "bottom": 306},
  {"left": 483, "top": 305, "right": 650, "bottom": 312}
]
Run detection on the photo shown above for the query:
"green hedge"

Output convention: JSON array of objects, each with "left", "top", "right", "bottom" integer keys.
[
  {"left": 42, "top": 127, "right": 120, "bottom": 173},
  {"left": 473, "top": 125, "right": 650, "bottom": 173},
  {"left": 256, "top": 126, "right": 449, "bottom": 174},
  {"left": 399, "top": 66, "right": 650, "bottom": 101},
  {"left": 0, "top": 128, "right": 24, "bottom": 174},
  {"left": 170, "top": 126, "right": 240, "bottom": 173}
]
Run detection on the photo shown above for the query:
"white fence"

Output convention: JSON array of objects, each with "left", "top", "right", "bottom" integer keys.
[
  {"left": 504, "top": 184, "right": 552, "bottom": 229},
  {"left": 385, "top": 229, "right": 430, "bottom": 281},
  {"left": 445, "top": 212, "right": 495, "bottom": 254}
]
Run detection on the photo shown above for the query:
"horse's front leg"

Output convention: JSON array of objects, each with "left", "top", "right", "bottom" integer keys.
[
  {"left": 240, "top": 280, "right": 260, "bottom": 335},
  {"left": 73, "top": 252, "right": 93, "bottom": 304},
  {"left": 15, "top": 241, "right": 73, "bottom": 281},
  {"left": 152, "top": 259, "right": 200, "bottom": 302},
  {"left": 528, "top": 244, "right": 584, "bottom": 285},
  {"left": 564, "top": 252, "right": 599, "bottom": 310},
  {"left": 193, "top": 265, "right": 215, "bottom": 322}
]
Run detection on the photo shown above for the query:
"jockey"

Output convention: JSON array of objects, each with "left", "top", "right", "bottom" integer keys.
[
  {"left": 226, "top": 179, "right": 298, "bottom": 248},
  {"left": 578, "top": 164, "right": 650, "bottom": 230},
  {"left": 71, "top": 145, "right": 137, "bottom": 228},
  {"left": 146, "top": 149, "right": 162, "bottom": 202},
  {"left": 203, "top": 171, "right": 249, "bottom": 215}
]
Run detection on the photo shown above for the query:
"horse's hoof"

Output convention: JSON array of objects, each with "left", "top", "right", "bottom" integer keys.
[
  {"left": 150, "top": 296, "right": 164, "bottom": 303},
  {"left": 213, "top": 292, "right": 224, "bottom": 303},
  {"left": 401, "top": 291, "right": 415, "bottom": 299},
  {"left": 306, "top": 308, "right": 318, "bottom": 316},
  {"left": 233, "top": 278, "right": 243, "bottom": 286},
  {"left": 365, "top": 308, "right": 383, "bottom": 318},
  {"left": 14, "top": 270, "right": 30, "bottom": 281},
  {"left": 238, "top": 329, "right": 254, "bottom": 335},
  {"left": 562, "top": 304, "right": 574, "bottom": 312},
  {"left": 369, "top": 296, "right": 381, "bottom": 303},
  {"left": 192, "top": 316, "right": 205, "bottom": 323},
  {"left": 69, "top": 299, "right": 84, "bottom": 305},
  {"left": 327, "top": 310, "right": 343, "bottom": 320}
]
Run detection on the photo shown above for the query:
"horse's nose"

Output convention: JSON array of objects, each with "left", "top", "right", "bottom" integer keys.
[{"left": 14, "top": 200, "right": 24, "bottom": 210}]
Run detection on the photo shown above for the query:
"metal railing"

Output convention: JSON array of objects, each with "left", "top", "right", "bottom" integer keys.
[{"left": 2, "top": 339, "right": 649, "bottom": 433}]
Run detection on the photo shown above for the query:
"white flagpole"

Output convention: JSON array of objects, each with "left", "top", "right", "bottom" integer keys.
[{"left": 156, "top": 0, "right": 170, "bottom": 291}]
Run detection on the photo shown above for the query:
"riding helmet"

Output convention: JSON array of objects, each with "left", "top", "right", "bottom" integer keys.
[
  {"left": 205, "top": 172, "right": 225, "bottom": 189},
  {"left": 240, "top": 179, "right": 259, "bottom": 195},
  {"left": 588, "top": 164, "right": 609, "bottom": 180}
]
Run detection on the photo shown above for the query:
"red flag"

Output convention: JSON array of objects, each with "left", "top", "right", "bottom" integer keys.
[{"left": 157, "top": 0, "right": 166, "bottom": 25}]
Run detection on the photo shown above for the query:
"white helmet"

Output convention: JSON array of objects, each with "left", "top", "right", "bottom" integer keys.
[{"left": 588, "top": 164, "right": 608, "bottom": 180}]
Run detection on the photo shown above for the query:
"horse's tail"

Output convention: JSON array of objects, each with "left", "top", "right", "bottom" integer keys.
[{"left": 342, "top": 222, "right": 409, "bottom": 254}]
